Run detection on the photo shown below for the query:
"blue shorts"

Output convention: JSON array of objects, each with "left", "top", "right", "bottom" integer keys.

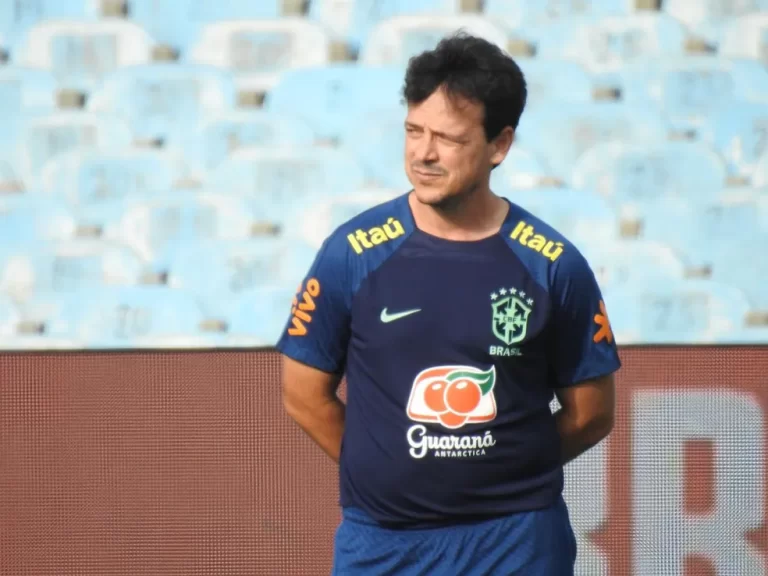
[{"left": 331, "top": 496, "right": 577, "bottom": 575}]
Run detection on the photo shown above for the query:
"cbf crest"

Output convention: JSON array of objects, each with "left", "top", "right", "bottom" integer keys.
[{"left": 489, "top": 287, "right": 534, "bottom": 357}]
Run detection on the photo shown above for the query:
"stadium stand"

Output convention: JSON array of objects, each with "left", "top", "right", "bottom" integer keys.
[{"left": 0, "top": 0, "right": 766, "bottom": 349}]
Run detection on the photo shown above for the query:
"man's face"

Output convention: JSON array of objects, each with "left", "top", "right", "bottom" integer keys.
[{"left": 404, "top": 86, "right": 510, "bottom": 208}]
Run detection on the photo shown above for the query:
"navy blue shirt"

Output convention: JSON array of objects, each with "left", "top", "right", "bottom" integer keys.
[{"left": 276, "top": 192, "right": 621, "bottom": 528}]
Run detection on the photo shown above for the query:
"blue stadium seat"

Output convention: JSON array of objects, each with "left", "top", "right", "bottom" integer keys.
[
  {"left": 664, "top": 0, "right": 768, "bottom": 47},
  {"left": 189, "top": 18, "right": 330, "bottom": 84},
  {"left": 603, "top": 279, "right": 752, "bottom": 344},
  {"left": 165, "top": 237, "right": 315, "bottom": 318},
  {"left": 746, "top": 146, "right": 768, "bottom": 188},
  {"left": 224, "top": 286, "right": 300, "bottom": 347},
  {"left": 0, "top": 0, "right": 99, "bottom": 50},
  {"left": 189, "top": 110, "right": 316, "bottom": 173},
  {"left": 0, "top": 194, "right": 76, "bottom": 244},
  {"left": 620, "top": 57, "right": 768, "bottom": 135},
  {"left": 38, "top": 286, "right": 208, "bottom": 348},
  {"left": 517, "top": 60, "right": 594, "bottom": 106},
  {"left": 0, "top": 67, "right": 57, "bottom": 160},
  {"left": 636, "top": 197, "right": 763, "bottom": 271},
  {"left": 700, "top": 102, "right": 768, "bottom": 181},
  {"left": 571, "top": 141, "right": 725, "bottom": 208},
  {"left": 40, "top": 149, "right": 183, "bottom": 206},
  {"left": 87, "top": 63, "right": 237, "bottom": 147},
  {"left": 22, "top": 112, "right": 133, "bottom": 189},
  {"left": 484, "top": 0, "right": 633, "bottom": 29},
  {"left": 16, "top": 20, "right": 154, "bottom": 92},
  {"left": 127, "top": 0, "right": 282, "bottom": 54},
  {"left": 360, "top": 15, "right": 508, "bottom": 66},
  {"left": 501, "top": 186, "right": 618, "bottom": 247},
  {"left": 309, "top": 0, "right": 464, "bottom": 52},
  {"left": 719, "top": 12, "right": 768, "bottom": 61},
  {"left": 0, "top": 292, "right": 19, "bottom": 337},
  {"left": 340, "top": 106, "right": 411, "bottom": 190},
  {"left": 292, "top": 188, "right": 403, "bottom": 250},
  {"left": 0, "top": 239, "right": 146, "bottom": 303},
  {"left": 709, "top": 232, "right": 768, "bottom": 311},
  {"left": 208, "top": 147, "right": 367, "bottom": 216},
  {"left": 578, "top": 239, "right": 686, "bottom": 293},
  {"left": 105, "top": 192, "right": 264, "bottom": 266},
  {"left": 264, "top": 64, "right": 406, "bottom": 143},
  {"left": 515, "top": 102, "right": 668, "bottom": 180},
  {"left": 491, "top": 147, "right": 557, "bottom": 192},
  {"left": 534, "top": 13, "right": 688, "bottom": 86}
]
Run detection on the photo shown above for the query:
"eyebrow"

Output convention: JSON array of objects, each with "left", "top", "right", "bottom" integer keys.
[{"left": 404, "top": 121, "right": 466, "bottom": 141}]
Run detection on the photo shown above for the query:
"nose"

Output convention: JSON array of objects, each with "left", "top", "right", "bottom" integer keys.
[{"left": 412, "top": 130, "right": 439, "bottom": 165}]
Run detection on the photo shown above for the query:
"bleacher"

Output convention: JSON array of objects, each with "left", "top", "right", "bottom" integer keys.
[{"left": 0, "top": 0, "right": 767, "bottom": 349}]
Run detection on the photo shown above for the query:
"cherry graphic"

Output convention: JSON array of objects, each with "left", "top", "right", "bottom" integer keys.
[
  {"left": 445, "top": 379, "right": 482, "bottom": 415},
  {"left": 424, "top": 380, "right": 449, "bottom": 413},
  {"left": 439, "top": 411, "right": 467, "bottom": 428}
]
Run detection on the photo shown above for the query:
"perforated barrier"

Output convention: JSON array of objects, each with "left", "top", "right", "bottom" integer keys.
[{"left": 1, "top": 347, "right": 766, "bottom": 575}]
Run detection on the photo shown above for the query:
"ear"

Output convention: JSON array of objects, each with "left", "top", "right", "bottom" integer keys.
[{"left": 489, "top": 126, "right": 515, "bottom": 166}]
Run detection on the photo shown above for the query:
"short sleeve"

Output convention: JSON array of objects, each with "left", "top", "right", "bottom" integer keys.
[
  {"left": 275, "top": 235, "right": 352, "bottom": 375},
  {"left": 547, "top": 249, "right": 621, "bottom": 388}
]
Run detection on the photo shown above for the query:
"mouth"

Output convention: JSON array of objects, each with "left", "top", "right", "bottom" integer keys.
[{"left": 413, "top": 168, "right": 444, "bottom": 178}]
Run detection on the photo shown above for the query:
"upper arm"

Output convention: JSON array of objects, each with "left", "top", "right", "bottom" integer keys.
[
  {"left": 281, "top": 354, "right": 343, "bottom": 408},
  {"left": 547, "top": 248, "right": 622, "bottom": 390},
  {"left": 554, "top": 372, "right": 616, "bottom": 428},
  {"left": 275, "top": 234, "right": 353, "bottom": 396}
]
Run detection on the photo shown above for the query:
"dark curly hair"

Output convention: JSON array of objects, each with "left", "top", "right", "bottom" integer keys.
[{"left": 403, "top": 32, "right": 528, "bottom": 142}]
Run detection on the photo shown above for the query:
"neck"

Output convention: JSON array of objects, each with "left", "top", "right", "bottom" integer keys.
[{"left": 409, "top": 184, "right": 508, "bottom": 241}]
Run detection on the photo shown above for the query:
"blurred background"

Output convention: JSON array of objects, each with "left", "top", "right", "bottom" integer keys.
[{"left": 0, "top": 0, "right": 767, "bottom": 350}]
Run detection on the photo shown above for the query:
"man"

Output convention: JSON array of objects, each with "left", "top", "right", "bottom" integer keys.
[{"left": 277, "top": 32, "right": 620, "bottom": 575}]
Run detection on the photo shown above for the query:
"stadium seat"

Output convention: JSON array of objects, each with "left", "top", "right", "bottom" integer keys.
[
  {"left": 577, "top": 239, "right": 686, "bottom": 293},
  {"left": 36, "top": 286, "right": 209, "bottom": 348},
  {"left": 0, "top": 194, "right": 76, "bottom": 244},
  {"left": 360, "top": 15, "right": 508, "bottom": 66},
  {"left": 189, "top": 18, "right": 330, "bottom": 93},
  {"left": 571, "top": 141, "right": 726, "bottom": 208},
  {"left": 264, "top": 64, "right": 406, "bottom": 144},
  {"left": 514, "top": 102, "right": 668, "bottom": 180},
  {"left": 517, "top": 59, "right": 594, "bottom": 106},
  {"left": 107, "top": 192, "right": 265, "bottom": 266},
  {"left": 127, "top": 0, "right": 282, "bottom": 55},
  {"left": 208, "top": 147, "right": 367, "bottom": 217},
  {"left": 534, "top": 13, "right": 688, "bottom": 86},
  {"left": 0, "top": 293, "right": 19, "bottom": 336},
  {"left": 719, "top": 12, "right": 768, "bottom": 62},
  {"left": 603, "top": 279, "right": 752, "bottom": 344},
  {"left": 87, "top": 63, "right": 237, "bottom": 147},
  {"left": 339, "top": 106, "right": 410, "bottom": 190},
  {"left": 189, "top": 110, "right": 316, "bottom": 172},
  {"left": 620, "top": 57, "right": 768, "bottom": 135},
  {"left": 0, "top": 0, "right": 99, "bottom": 50},
  {"left": 15, "top": 20, "right": 154, "bottom": 93},
  {"left": 21, "top": 112, "right": 133, "bottom": 189},
  {"left": 663, "top": 0, "right": 768, "bottom": 47},
  {"left": 224, "top": 286, "right": 300, "bottom": 347},
  {"left": 309, "top": 0, "right": 465, "bottom": 52},
  {"left": 0, "top": 67, "right": 57, "bottom": 161},
  {"left": 40, "top": 148, "right": 184, "bottom": 206},
  {"left": 634, "top": 197, "right": 763, "bottom": 271},
  {"left": 700, "top": 102, "right": 768, "bottom": 182},
  {"left": 491, "top": 147, "right": 557, "bottom": 192},
  {"left": 293, "top": 188, "right": 403, "bottom": 250},
  {"left": 501, "top": 186, "right": 618, "bottom": 247},
  {"left": 164, "top": 237, "right": 315, "bottom": 318},
  {"left": 0, "top": 239, "right": 146, "bottom": 303},
  {"left": 484, "top": 0, "right": 633, "bottom": 30},
  {"left": 748, "top": 149, "right": 768, "bottom": 188}
]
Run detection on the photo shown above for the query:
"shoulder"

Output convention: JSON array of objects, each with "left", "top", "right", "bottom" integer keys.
[
  {"left": 322, "top": 192, "right": 415, "bottom": 260},
  {"left": 502, "top": 201, "right": 593, "bottom": 290}
]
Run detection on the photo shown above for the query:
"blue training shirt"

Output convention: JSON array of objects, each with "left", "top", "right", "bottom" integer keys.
[{"left": 276, "top": 192, "right": 621, "bottom": 529}]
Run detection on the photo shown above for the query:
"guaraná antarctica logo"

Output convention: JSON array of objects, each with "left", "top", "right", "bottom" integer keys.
[{"left": 406, "top": 365, "right": 498, "bottom": 459}]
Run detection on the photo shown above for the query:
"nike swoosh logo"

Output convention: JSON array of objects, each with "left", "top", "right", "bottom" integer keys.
[{"left": 380, "top": 307, "right": 421, "bottom": 323}]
